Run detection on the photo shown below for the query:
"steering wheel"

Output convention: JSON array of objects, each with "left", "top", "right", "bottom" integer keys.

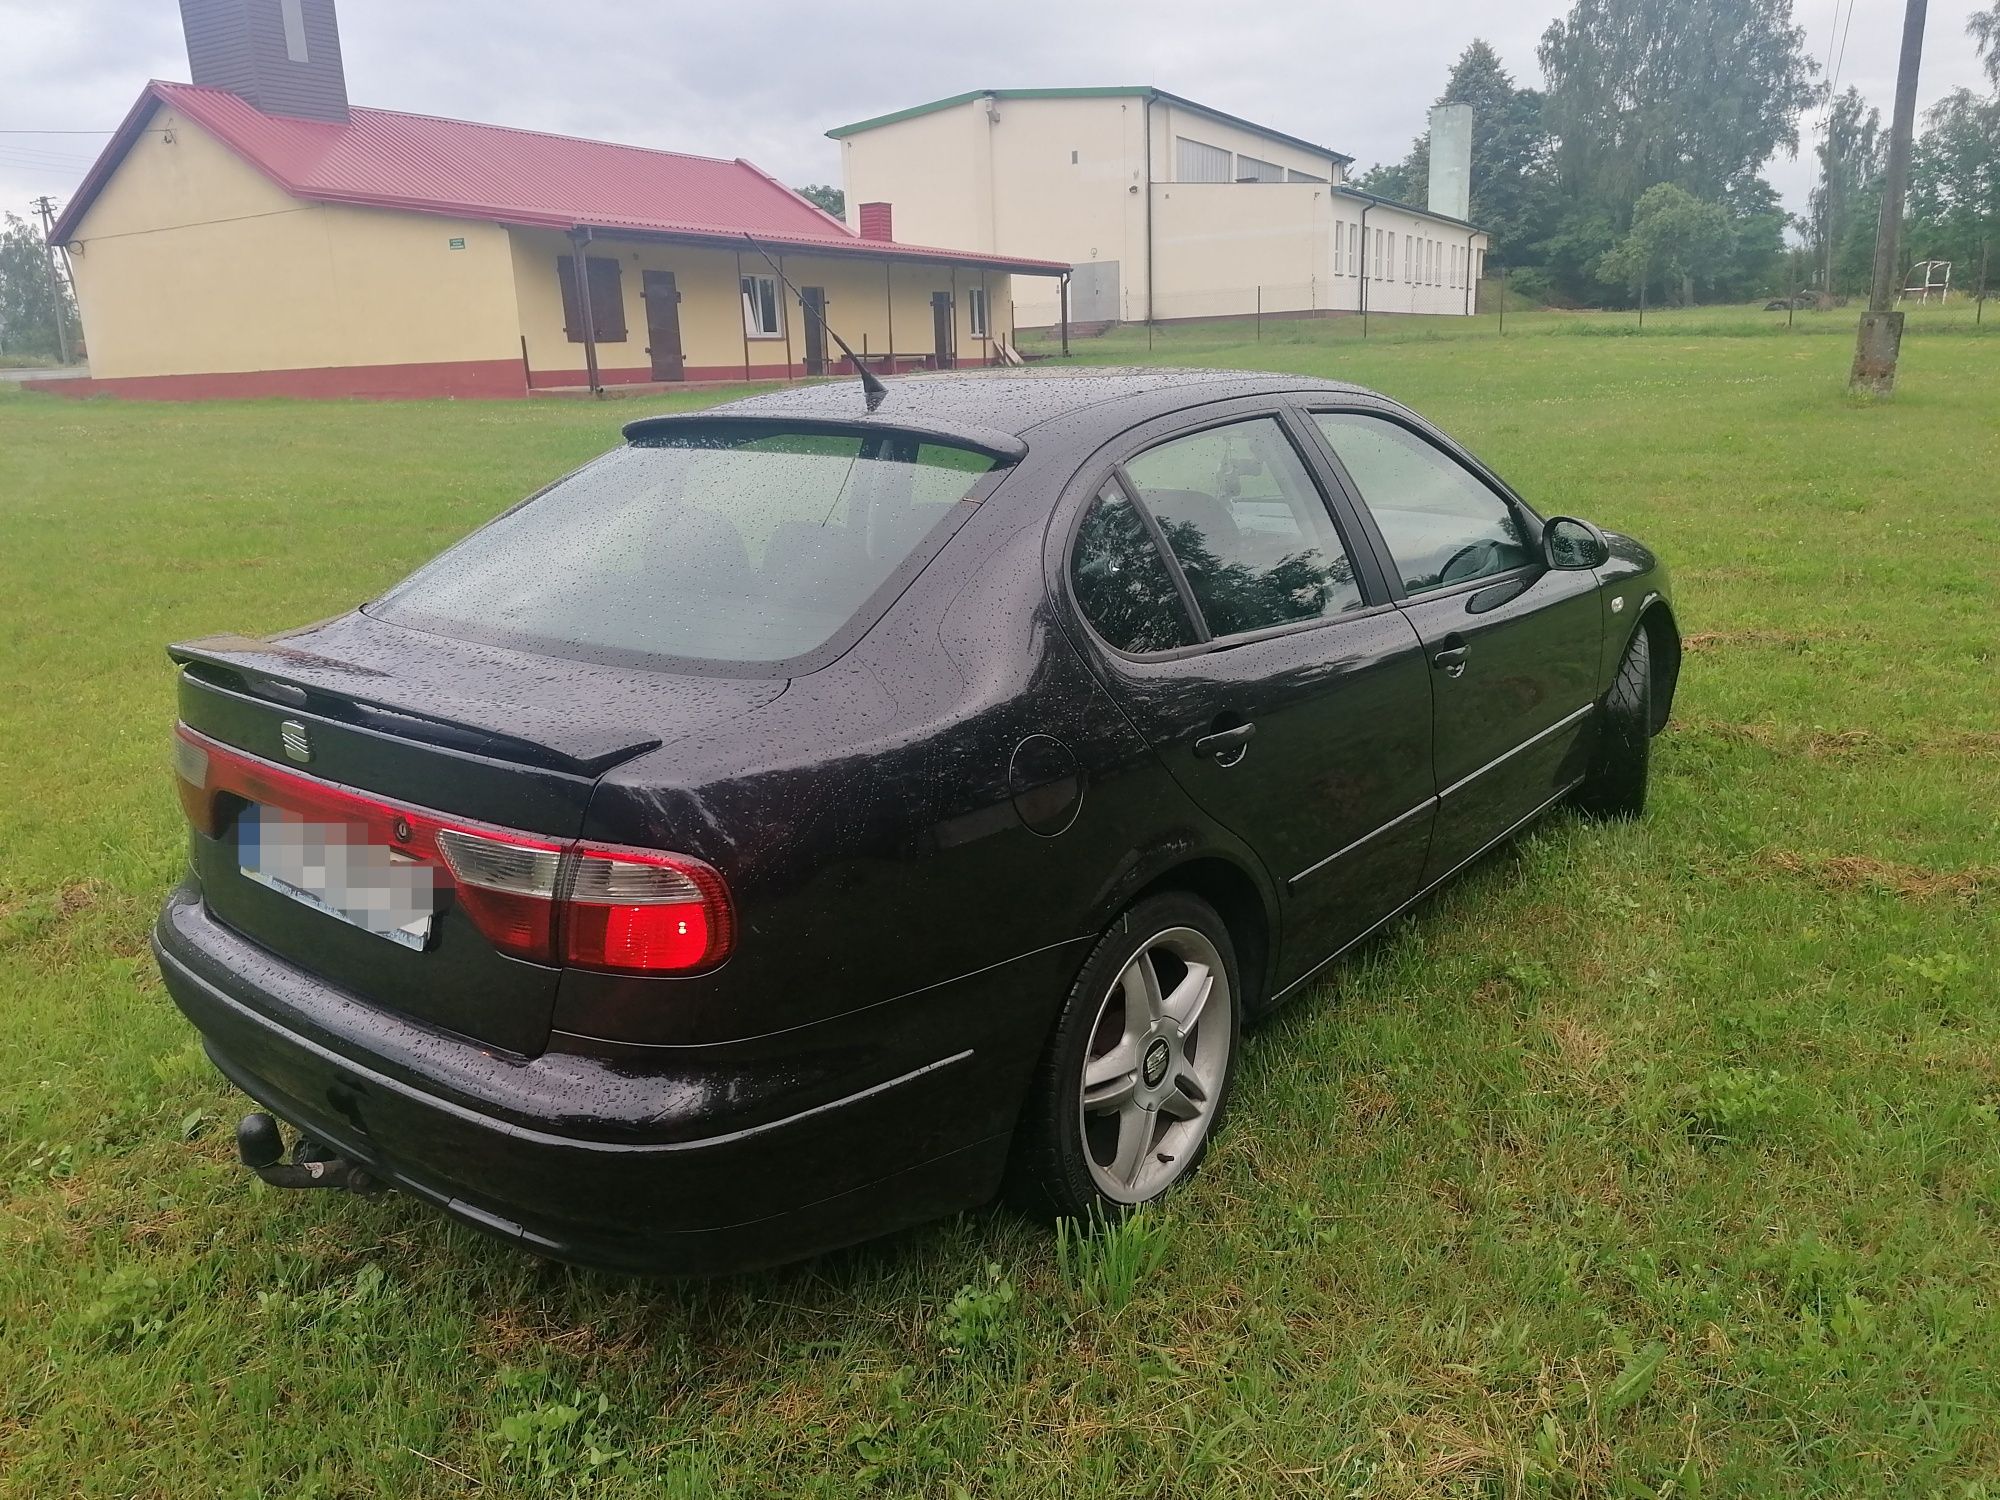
[{"left": 1437, "top": 541, "right": 1498, "bottom": 585}]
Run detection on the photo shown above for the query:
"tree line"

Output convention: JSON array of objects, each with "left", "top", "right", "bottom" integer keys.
[{"left": 1359, "top": 0, "right": 2000, "bottom": 308}]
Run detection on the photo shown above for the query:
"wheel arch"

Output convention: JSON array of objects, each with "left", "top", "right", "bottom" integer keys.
[
  {"left": 1128, "top": 855, "right": 1276, "bottom": 1017},
  {"left": 1634, "top": 600, "right": 1681, "bottom": 734}
]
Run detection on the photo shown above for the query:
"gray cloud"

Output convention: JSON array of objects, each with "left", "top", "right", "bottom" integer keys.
[{"left": 3, "top": 1, "right": 1991, "bottom": 228}]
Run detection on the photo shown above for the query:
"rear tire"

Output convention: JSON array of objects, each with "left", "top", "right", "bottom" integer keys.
[
  {"left": 1006, "top": 892, "right": 1241, "bottom": 1221},
  {"left": 1574, "top": 626, "right": 1652, "bottom": 820}
]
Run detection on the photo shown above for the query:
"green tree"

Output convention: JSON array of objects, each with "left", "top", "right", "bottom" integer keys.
[
  {"left": 1598, "top": 183, "right": 1735, "bottom": 304},
  {"left": 1972, "top": 2, "right": 2000, "bottom": 90},
  {"left": 0, "top": 212, "right": 79, "bottom": 361},
  {"left": 1354, "top": 40, "right": 1560, "bottom": 267},
  {"left": 793, "top": 184, "right": 845, "bottom": 218},
  {"left": 1809, "top": 87, "right": 1884, "bottom": 295},
  {"left": 1906, "top": 89, "right": 2000, "bottom": 286},
  {"left": 1539, "top": 0, "right": 1821, "bottom": 211}
]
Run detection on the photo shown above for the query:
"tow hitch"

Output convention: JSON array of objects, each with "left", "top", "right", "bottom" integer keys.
[{"left": 235, "top": 1112, "right": 381, "bottom": 1194}]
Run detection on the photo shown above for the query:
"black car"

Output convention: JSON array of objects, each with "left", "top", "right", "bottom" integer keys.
[{"left": 153, "top": 369, "right": 1679, "bottom": 1274}]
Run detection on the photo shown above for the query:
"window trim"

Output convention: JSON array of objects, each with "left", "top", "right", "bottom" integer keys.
[
  {"left": 740, "top": 273, "right": 784, "bottom": 340},
  {"left": 1295, "top": 400, "right": 1547, "bottom": 605},
  {"left": 966, "top": 285, "right": 989, "bottom": 338},
  {"left": 1056, "top": 402, "right": 1397, "bottom": 663}
]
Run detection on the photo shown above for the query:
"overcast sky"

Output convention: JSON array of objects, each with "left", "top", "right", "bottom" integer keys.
[{"left": 2, "top": 0, "right": 1991, "bottom": 232}]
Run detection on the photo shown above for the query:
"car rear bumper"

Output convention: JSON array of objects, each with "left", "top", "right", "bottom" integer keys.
[{"left": 152, "top": 884, "right": 1064, "bottom": 1274}]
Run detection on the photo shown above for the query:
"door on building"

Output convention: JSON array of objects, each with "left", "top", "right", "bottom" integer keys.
[
  {"left": 800, "top": 286, "right": 828, "bottom": 376},
  {"left": 930, "top": 291, "right": 955, "bottom": 369},
  {"left": 641, "top": 270, "right": 685, "bottom": 381}
]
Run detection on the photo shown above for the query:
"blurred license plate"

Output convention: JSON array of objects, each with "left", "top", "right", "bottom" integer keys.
[{"left": 238, "top": 803, "right": 435, "bottom": 950}]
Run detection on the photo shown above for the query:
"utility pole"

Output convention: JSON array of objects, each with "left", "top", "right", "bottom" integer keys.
[
  {"left": 30, "top": 195, "right": 73, "bottom": 366},
  {"left": 1850, "top": 0, "right": 1927, "bottom": 395}
]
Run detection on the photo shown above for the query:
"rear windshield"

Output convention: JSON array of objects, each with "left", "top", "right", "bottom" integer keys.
[{"left": 372, "top": 428, "right": 999, "bottom": 666}]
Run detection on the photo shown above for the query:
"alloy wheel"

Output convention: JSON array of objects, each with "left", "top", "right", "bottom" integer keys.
[{"left": 1077, "top": 925, "right": 1233, "bottom": 1203}]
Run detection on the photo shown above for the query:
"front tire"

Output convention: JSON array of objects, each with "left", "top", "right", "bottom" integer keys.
[
  {"left": 1574, "top": 626, "right": 1652, "bottom": 819},
  {"left": 1006, "top": 892, "right": 1240, "bottom": 1220}
]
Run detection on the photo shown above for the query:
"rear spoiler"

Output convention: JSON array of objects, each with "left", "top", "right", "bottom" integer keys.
[
  {"left": 168, "top": 635, "right": 660, "bottom": 779},
  {"left": 621, "top": 411, "right": 1028, "bottom": 463}
]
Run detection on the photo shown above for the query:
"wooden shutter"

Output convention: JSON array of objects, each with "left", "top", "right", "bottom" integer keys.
[{"left": 554, "top": 254, "right": 627, "bottom": 343}]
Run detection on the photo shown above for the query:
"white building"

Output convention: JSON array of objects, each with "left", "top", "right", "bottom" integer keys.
[{"left": 828, "top": 88, "right": 1488, "bottom": 327}]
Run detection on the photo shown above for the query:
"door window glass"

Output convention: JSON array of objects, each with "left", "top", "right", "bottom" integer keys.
[
  {"left": 1070, "top": 484, "right": 1197, "bottom": 654},
  {"left": 1123, "top": 418, "right": 1363, "bottom": 638},
  {"left": 1313, "top": 412, "right": 1535, "bottom": 593}
]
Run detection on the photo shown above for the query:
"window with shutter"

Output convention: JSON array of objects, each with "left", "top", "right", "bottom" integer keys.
[{"left": 554, "top": 255, "right": 628, "bottom": 343}]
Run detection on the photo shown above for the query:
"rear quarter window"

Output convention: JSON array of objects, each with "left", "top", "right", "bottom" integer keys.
[{"left": 372, "top": 428, "right": 998, "bottom": 667}]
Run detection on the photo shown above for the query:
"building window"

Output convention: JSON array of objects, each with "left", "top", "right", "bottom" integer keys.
[
  {"left": 967, "top": 286, "right": 988, "bottom": 338},
  {"left": 1352, "top": 226, "right": 1362, "bottom": 277},
  {"left": 1403, "top": 236, "right": 1412, "bottom": 281},
  {"left": 280, "top": 0, "right": 309, "bottom": 61},
  {"left": 1287, "top": 167, "right": 1326, "bottom": 183},
  {"left": 1374, "top": 227, "right": 1384, "bottom": 278},
  {"left": 1386, "top": 231, "right": 1396, "bottom": 281},
  {"left": 741, "top": 274, "right": 783, "bottom": 339},
  {"left": 1176, "top": 136, "right": 1232, "bottom": 183},
  {"left": 1476, "top": 248, "right": 1486, "bottom": 283},
  {"left": 1334, "top": 221, "right": 1345, "bottom": 275},
  {"left": 1236, "top": 154, "right": 1284, "bottom": 183}
]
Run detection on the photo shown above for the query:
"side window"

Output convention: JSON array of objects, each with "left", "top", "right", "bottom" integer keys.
[
  {"left": 1313, "top": 412, "right": 1535, "bottom": 593},
  {"left": 1124, "top": 417, "right": 1364, "bottom": 638},
  {"left": 1070, "top": 484, "right": 1198, "bottom": 654}
]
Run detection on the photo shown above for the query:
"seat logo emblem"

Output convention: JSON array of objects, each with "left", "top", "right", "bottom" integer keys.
[
  {"left": 280, "top": 719, "right": 312, "bottom": 763},
  {"left": 1142, "top": 1038, "right": 1171, "bottom": 1088}
]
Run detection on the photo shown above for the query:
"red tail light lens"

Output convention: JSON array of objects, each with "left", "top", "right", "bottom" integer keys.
[
  {"left": 173, "top": 723, "right": 734, "bottom": 975},
  {"left": 563, "top": 842, "right": 734, "bottom": 973}
]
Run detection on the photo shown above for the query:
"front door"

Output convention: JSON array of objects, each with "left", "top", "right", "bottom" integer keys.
[
  {"left": 1308, "top": 409, "right": 1603, "bottom": 883},
  {"left": 801, "top": 286, "right": 828, "bottom": 376},
  {"left": 930, "top": 291, "right": 955, "bottom": 369},
  {"left": 642, "top": 270, "right": 685, "bottom": 381},
  {"left": 1066, "top": 410, "right": 1436, "bottom": 990}
]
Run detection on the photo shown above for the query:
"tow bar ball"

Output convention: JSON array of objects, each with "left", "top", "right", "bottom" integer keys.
[{"left": 234, "top": 1112, "right": 379, "bottom": 1194}]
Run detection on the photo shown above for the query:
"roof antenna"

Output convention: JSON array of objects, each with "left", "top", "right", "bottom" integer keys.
[{"left": 741, "top": 233, "right": 888, "bottom": 413}]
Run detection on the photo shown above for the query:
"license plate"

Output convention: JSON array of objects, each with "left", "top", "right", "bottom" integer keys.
[{"left": 238, "top": 803, "right": 435, "bottom": 951}]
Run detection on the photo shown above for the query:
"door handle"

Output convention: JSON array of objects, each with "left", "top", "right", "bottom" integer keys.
[
  {"left": 1432, "top": 641, "right": 1470, "bottom": 678},
  {"left": 1193, "top": 722, "right": 1256, "bottom": 765}
]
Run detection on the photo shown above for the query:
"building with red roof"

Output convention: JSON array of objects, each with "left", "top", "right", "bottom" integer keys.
[{"left": 39, "top": 0, "right": 1065, "bottom": 400}]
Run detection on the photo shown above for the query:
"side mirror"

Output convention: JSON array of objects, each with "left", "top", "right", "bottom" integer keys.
[{"left": 1543, "top": 516, "right": 1610, "bottom": 571}]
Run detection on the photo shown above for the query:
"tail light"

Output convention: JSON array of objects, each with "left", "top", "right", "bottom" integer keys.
[{"left": 174, "top": 723, "right": 734, "bottom": 974}]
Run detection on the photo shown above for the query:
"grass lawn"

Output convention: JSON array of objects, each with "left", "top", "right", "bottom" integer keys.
[{"left": 2, "top": 315, "right": 1998, "bottom": 1497}]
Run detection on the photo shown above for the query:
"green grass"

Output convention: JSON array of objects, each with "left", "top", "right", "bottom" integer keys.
[{"left": 2, "top": 314, "right": 1998, "bottom": 1497}]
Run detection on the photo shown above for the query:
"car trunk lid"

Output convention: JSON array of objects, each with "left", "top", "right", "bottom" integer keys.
[{"left": 172, "top": 615, "right": 783, "bottom": 1055}]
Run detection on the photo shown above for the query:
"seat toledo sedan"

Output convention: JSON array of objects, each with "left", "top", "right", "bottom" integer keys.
[{"left": 153, "top": 369, "right": 1679, "bottom": 1274}]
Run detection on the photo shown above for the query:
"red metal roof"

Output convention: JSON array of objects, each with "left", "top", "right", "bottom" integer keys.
[{"left": 53, "top": 81, "right": 1066, "bottom": 274}]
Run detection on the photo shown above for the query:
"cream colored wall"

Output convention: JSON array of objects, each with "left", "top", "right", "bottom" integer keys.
[
  {"left": 1150, "top": 187, "right": 1486, "bottom": 320},
  {"left": 64, "top": 106, "right": 521, "bottom": 379},
  {"left": 1150, "top": 183, "right": 1338, "bottom": 319},
  {"left": 1332, "top": 198, "right": 1488, "bottom": 317},
  {"left": 510, "top": 228, "right": 1026, "bottom": 379},
  {"left": 836, "top": 101, "right": 990, "bottom": 253}
]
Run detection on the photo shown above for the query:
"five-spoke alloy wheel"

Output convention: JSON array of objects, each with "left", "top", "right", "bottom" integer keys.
[{"left": 1007, "top": 892, "right": 1241, "bottom": 1219}]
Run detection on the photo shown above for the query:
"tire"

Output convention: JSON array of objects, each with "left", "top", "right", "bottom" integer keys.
[
  {"left": 1574, "top": 625, "right": 1652, "bottom": 820},
  {"left": 1006, "top": 891, "right": 1241, "bottom": 1221}
]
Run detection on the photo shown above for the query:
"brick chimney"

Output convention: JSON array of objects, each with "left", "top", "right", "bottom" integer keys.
[
  {"left": 857, "top": 202, "right": 894, "bottom": 242},
  {"left": 179, "top": 0, "right": 350, "bottom": 122}
]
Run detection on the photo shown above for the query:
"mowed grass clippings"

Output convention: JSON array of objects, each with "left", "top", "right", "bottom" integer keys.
[{"left": 1, "top": 314, "right": 1997, "bottom": 1497}]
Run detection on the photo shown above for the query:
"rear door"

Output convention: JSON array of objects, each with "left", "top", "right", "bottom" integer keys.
[
  {"left": 1305, "top": 407, "right": 1602, "bottom": 883},
  {"left": 1062, "top": 405, "right": 1435, "bottom": 988}
]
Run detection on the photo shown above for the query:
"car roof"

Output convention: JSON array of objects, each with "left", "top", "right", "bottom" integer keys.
[{"left": 626, "top": 368, "right": 1382, "bottom": 455}]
